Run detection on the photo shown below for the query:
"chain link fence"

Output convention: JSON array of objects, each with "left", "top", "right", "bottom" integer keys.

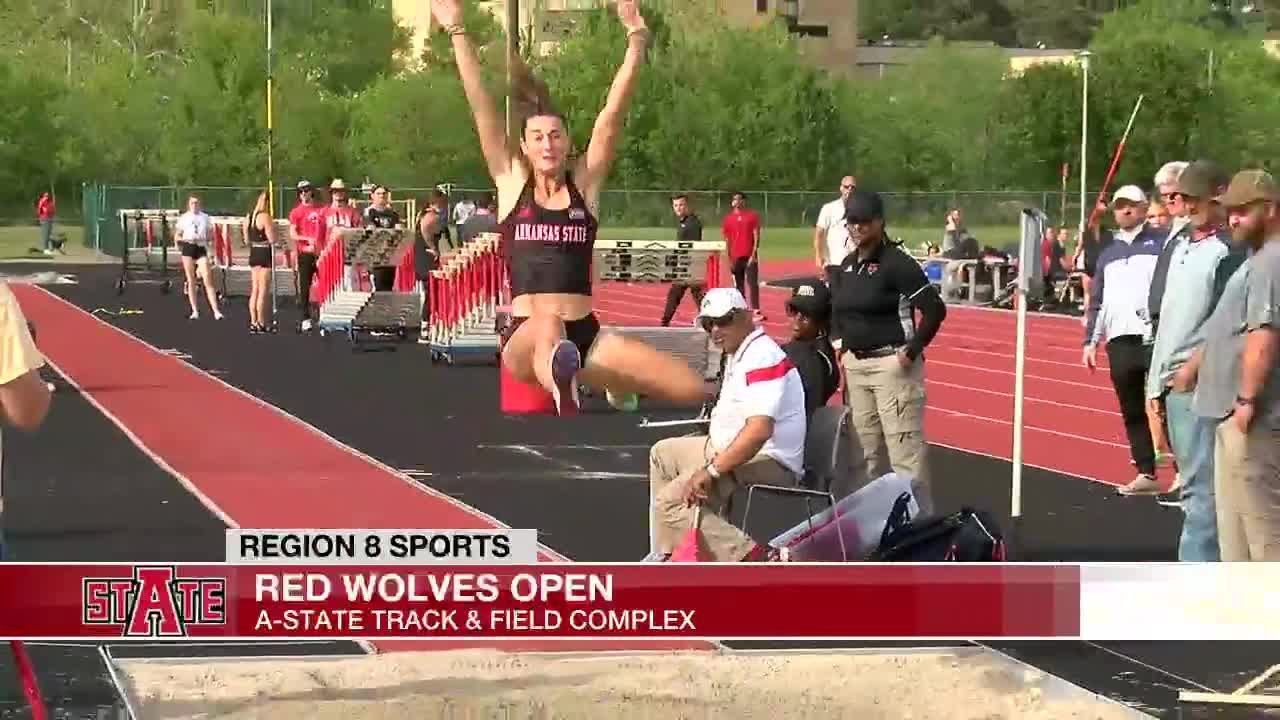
[{"left": 82, "top": 183, "right": 1099, "bottom": 256}]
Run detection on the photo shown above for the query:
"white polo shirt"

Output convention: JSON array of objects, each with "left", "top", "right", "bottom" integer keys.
[
  {"left": 709, "top": 328, "right": 807, "bottom": 476},
  {"left": 176, "top": 210, "right": 211, "bottom": 246},
  {"left": 816, "top": 198, "right": 850, "bottom": 266}
]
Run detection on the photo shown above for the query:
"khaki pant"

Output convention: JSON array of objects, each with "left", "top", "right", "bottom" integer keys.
[
  {"left": 842, "top": 352, "right": 932, "bottom": 516},
  {"left": 1215, "top": 419, "right": 1280, "bottom": 561},
  {"left": 649, "top": 435, "right": 796, "bottom": 561}
]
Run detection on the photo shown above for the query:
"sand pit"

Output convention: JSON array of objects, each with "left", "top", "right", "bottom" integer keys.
[{"left": 115, "top": 647, "right": 1150, "bottom": 720}]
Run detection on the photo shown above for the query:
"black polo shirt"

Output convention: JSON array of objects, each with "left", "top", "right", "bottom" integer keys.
[
  {"left": 365, "top": 206, "right": 401, "bottom": 229},
  {"left": 783, "top": 336, "right": 839, "bottom": 419},
  {"left": 676, "top": 213, "right": 703, "bottom": 242},
  {"left": 831, "top": 236, "right": 933, "bottom": 355}
]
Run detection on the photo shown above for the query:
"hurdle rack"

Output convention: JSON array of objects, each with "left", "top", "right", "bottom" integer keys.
[
  {"left": 593, "top": 239, "right": 723, "bottom": 285},
  {"left": 115, "top": 209, "right": 181, "bottom": 295},
  {"left": 313, "top": 227, "right": 421, "bottom": 347},
  {"left": 209, "top": 216, "right": 296, "bottom": 301},
  {"left": 594, "top": 239, "right": 726, "bottom": 382},
  {"left": 428, "top": 232, "right": 504, "bottom": 365}
]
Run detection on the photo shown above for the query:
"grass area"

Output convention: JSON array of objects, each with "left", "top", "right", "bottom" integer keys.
[
  {"left": 0, "top": 225, "right": 91, "bottom": 261},
  {"left": 597, "top": 225, "right": 1021, "bottom": 261}
]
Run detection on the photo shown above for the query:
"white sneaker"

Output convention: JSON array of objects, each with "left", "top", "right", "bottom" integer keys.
[
  {"left": 300, "top": 319, "right": 313, "bottom": 332},
  {"left": 189, "top": 310, "right": 199, "bottom": 320},
  {"left": 1117, "top": 473, "right": 1162, "bottom": 496},
  {"left": 213, "top": 310, "right": 224, "bottom": 320}
]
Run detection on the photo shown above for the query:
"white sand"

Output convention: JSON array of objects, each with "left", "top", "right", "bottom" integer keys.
[{"left": 117, "top": 648, "right": 1149, "bottom": 720}]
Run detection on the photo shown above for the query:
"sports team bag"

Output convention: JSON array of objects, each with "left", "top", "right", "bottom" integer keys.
[{"left": 868, "top": 493, "right": 1006, "bottom": 562}]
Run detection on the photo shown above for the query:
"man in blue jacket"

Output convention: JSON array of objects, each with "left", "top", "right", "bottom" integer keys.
[{"left": 1082, "top": 185, "right": 1166, "bottom": 495}]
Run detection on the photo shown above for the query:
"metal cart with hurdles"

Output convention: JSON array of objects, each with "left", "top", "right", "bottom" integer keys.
[
  {"left": 209, "top": 216, "right": 296, "bottom": 312},
  {"left": 591, "top": 238, "right": 726, "bottom": 385},
  {"left": 311, "top": 226, "right": 422, "bottom": 348},
  {"left": 114, "top": 208, "right": 182, "bottom": 295}
]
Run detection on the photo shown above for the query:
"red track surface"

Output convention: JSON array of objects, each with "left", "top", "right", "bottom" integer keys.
[
  {"left": 591, "top": 262, "right": 1171, "bottom": 489},
  {"left": 12, "top": 284, "right": 711, "bottom": 655}
]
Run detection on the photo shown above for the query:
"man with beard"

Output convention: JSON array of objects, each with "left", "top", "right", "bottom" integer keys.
[{"left": 1178, "top": 170, "right": 1280, "bottom": 560}]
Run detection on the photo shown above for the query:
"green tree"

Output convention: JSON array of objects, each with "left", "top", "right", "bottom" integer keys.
[
  {"left": 1007, "top": 0, "right": 1110, "bottom": 48},
  {"left": 346, "top": 70, "right": 490, "bottom": 190},
  {"left": 989, "top": 62, "right": 1083, "bottom": 190},
  {"left": 861, "top": 0, "right": 1018, "bottom": 45},
  {"left": 839, "top": 43, "right": 1009, "bottom": 191},
  {"left": 533, "top": 8, "right": 847, "bottom": 197},
  {"left": 0, "top": 55, "right": 67, "bottom": 211},
  {"left": 150, "top": 11, "right": 268, "bottom": 185}
]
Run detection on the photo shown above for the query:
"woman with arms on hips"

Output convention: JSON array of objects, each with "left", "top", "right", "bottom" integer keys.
[{"left": 430, "top": 0, "right": 706, "bottom": 415}]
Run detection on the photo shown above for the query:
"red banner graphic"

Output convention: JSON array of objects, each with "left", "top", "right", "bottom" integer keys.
[{"left": 0, "top": 564, "right": 1081, "bottom": 640}]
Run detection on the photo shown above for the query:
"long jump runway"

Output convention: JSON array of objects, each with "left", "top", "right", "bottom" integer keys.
[{"left": 1, "top": 263, "right": 1274, "bottom": 718}]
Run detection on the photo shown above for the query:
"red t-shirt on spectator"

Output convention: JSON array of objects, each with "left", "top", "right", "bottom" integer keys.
[
  {"left": 321, "top": 204, "right": 362, "bottom": 252},
  {"left": 289, "top": 202, "right": 327, "bottom": 253},
  {"left": 722, "top": 209, "right": 761, "bottom": 260},
  {"left": 36, "top": 195, "right": 54, "bottom": 221}
]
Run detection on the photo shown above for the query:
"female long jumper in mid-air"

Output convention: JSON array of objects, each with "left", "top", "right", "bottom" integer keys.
[{"left": 430, "top": 0, "right": 707, "bottom": 415}]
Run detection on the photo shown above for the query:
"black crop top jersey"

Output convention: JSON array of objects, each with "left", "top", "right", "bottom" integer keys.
[
  {"left": 247, "top": 214, "right": 270, "bottom": 245},
  {"left": 499, "top": 174, "right": 599, "bottom": 297}
]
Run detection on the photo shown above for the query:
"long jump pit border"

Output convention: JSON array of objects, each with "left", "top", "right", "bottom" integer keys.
[{"left": 104, "top": 644, "right": 1154, "bottom": 720}]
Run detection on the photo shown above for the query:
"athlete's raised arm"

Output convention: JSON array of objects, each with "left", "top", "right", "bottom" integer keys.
[
  {"left": 575, "top": 0, "right": 650, "bottom": 205},
  {"left": 431, "top": 0, "right": 511, "bottom": 181}
]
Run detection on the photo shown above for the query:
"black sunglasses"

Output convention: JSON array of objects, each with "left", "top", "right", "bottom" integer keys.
[{"left": 699, "top": 312, "right": 738, "bottom": 332}]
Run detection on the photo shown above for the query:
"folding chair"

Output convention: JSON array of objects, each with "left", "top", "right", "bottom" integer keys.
[{"left": 741, "top": 405, "right": 851, "bottom": 561}]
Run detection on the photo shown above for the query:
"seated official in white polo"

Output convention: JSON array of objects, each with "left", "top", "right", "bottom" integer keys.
[{"left": 647, "top": 288, "right": 807, "bottom": 562}]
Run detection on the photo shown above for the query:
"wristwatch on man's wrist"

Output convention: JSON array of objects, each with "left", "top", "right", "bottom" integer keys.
[{"left": 705, "top": 463, "right": 721, "bottom": 479}]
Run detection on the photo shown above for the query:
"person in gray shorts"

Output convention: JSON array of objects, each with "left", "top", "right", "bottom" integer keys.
[{"left": 1176, "top": 170, "right": 1280, "bottom": 561}]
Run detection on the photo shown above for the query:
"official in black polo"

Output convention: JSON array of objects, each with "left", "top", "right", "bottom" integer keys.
[
  {"left": 831, "top": 190, "right": 947, "bottom": 513},
  {"left": 659, "top": 194, "right": 707, "bottom": 326}
]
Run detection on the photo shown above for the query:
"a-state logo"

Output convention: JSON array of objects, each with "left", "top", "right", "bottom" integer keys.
[{"left": 82, "top": 566, "right": 226, "bottom": 637}]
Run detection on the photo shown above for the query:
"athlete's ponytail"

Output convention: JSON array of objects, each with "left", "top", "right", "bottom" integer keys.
[{"left": 510, "top": 54, "right": 562, "bottom": 134}]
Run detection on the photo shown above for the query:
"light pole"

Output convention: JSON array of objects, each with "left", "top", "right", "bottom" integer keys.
[
  {"left": 266, "top": 0, "right": 275, "bottom": 218},
  {"left": 1076, "top": 50, "right": 1091, "bottom": 246}
]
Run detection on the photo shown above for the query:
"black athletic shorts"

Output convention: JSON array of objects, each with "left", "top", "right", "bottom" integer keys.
[
  {"left": 503, "top": 313, "right": 601, "bottom": 360},
  {"left": 248, "top": 244, "right": 272, "bottom": 268},
  {"left": 179, "top": 241, "right": 208, "bottom": 261}
]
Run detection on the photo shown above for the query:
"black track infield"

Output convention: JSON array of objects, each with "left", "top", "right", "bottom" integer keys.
[{"left": 1, "top": 262, "right": 1276, "bottom": 719}]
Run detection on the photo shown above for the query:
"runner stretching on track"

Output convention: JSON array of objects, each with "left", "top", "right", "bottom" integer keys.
[{"left": 430, "top": 0, "right": 706, "bottom": 415}]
